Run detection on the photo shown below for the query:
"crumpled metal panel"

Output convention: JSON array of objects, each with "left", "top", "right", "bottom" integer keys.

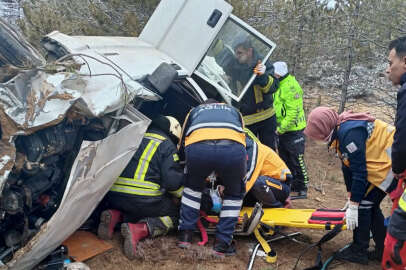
[
  {"left": 0, "top": 68, "right": 156, "bottom": 131},
  {"left": 0, "top": 71, "right": 82, "bottom": 130},
  {"left": 1, "top": 115, "right": 150, "bottom": 270}
]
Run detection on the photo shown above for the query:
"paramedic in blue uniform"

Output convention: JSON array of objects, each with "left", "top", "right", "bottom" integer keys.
[
  {"left": 305, "top": 106, "right": 397, "bottom": 265},
  {"left": 177, "top": 100, "right": 247, "bottom": 257}
]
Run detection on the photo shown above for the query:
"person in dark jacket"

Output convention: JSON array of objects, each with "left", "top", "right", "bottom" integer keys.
[
  {"left": 217, "top": 38, "right": 279, "bottom": 150},
  {"left": 387, "top": 36, "right": 406, "bottom": 177},
  {"left": 381, "top": 36, "right": 406, "bottom": 270},
  {"left": 97, "top": 115, "right": 184, "bottom": 260},
  {"left": 305, "top": 107, "right": 397, "bottom": 265},
  {"left": 177, "top": 101, "right": 247, "bottom": 257}
]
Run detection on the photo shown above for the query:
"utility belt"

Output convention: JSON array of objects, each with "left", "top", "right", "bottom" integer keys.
[
  {"left": 200, "top": 139, "right": 235, "bottom": 145},
  {"left": 243, "top": 107, "right": 275, "bottom": 126}
]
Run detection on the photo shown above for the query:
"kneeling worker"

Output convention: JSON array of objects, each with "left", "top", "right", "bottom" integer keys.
[
  {"left": 177, "top": 100, "right": 247, "bottom": 257},
  {"left": 244, "top": 129, "right": 292, "bottom": 208},
  {"left": 98, "top": 115, "right": 184, "bottom": 260}
]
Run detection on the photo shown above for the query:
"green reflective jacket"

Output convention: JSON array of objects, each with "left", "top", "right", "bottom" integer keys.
[{"left": 273, "top": 74, "right": 306, "bottom": 134}]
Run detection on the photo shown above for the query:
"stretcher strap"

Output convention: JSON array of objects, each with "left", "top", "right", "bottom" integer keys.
[{"left": 308, "top": 209, "right": 345, "bottom": 227}]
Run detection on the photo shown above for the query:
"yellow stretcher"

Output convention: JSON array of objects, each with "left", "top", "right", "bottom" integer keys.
[
  {"left": 204, "top": 204, "right": 346, "bottom": 266},
  {"left": 241, "top": 207, "right": 347, "bottom": 230}
]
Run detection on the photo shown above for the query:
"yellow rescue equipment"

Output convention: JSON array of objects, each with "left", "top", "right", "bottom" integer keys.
[{"left": 202, "top": 204, "right": 346, "bottom": 267}]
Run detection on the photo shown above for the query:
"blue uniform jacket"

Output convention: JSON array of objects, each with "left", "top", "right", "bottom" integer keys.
[{"left": 336, "top": 120, "right": 369, "bottom": 203}]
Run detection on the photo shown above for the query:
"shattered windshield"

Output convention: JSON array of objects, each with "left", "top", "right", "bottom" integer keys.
[{"left": 196, "top": 17, "right": 274, "bottom": 102}]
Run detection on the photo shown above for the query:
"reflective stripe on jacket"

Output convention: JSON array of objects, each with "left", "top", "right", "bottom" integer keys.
[
  {"left": 111, "top": 131, "right": 184, "bottom": 197},
  {"left": 399, "top": 189, "right": 406, "bottom": 212},
  {"left": 182, "top": 103, "right": 246, "bottom": 147},
  {"left": 244, "top": 129, "right": 291, "bottom": 192},
  {"left": 273, "top": 74, "right": 306, "bottom": 134},
  {"left": 241, "top": 74, "right": 278, "bottom": 125},
  {"left": 332, "top": 119, "right": 395, "bottom": 193}
]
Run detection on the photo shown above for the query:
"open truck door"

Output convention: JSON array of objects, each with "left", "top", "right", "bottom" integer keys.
[{"left": 139, "top": 0, "right": 276, "bottom": 103}]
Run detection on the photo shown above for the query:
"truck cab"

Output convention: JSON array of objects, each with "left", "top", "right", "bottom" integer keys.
[{"left": 41, "top": 0, "right": 276, "bottom": 123}]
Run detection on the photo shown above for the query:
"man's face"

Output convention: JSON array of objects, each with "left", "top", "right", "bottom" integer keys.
[
  {"left": 235, "top": 46, "right": 253, "bottom": 65},
  {"left": 386, "top": 48, "right": 406, "bottom": 86}
]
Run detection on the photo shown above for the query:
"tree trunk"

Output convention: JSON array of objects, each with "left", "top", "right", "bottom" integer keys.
[{"left": 338, "top": 0, "right": 360, "bottom": 113}]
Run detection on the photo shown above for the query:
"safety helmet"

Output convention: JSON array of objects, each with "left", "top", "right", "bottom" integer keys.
[{"left": 165, "top": 116, "right": 181, "bottom": 140}]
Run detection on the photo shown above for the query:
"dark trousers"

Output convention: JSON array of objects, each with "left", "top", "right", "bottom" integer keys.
[
  {"left": 246, "top": 116, "right": 277, "bottom": 150},
  {"left": 278, "top": 130, "right": 308, "bottom": 191},
  {"left": 353, "top": 186, "right": 387, "bottom": 253},
  {"left": 106, "top": 192, "right": 179, "bottom": 223},
  {"left": 245, "top": 176, "right": 290, "bottom": 208},
  {"left": 179, "top": 141, "right": 246, "bottom": 244}
]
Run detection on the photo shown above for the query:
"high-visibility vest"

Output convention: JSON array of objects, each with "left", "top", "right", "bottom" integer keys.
[
  {"left": 273, "top": 74, "right": 306, "bottom": 134},
  {"left": 399, "top": 189, "right": 406, "bottom": 213},
  {"left": 110, "top": 133, "right": 166, "bottom": 196},
  {"left": 331, "top": 119, "right": 395, "bottom": 192}
]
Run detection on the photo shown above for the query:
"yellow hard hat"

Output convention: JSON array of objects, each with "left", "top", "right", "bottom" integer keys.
[{"left": 165, "top": 116, "right": 181, "bottom": 140}]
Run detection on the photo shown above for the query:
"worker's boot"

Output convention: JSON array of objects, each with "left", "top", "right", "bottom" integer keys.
[
  {"left": 177, "top": 230, "right": 194, "bottom": 249},
  {"left": 368, "top": 247, "right": 384, "bottom": 261},
  {"left": 97, "top": 209, "right": 123, "bottom": 240},
  {"left": 290, "top": 182, "right": 307, "bottom": 200},
  {"left": 335, "top": 244, "right": 368, "bottom": 265},
  {"left": 213, "top": 238, "right": 236, "bottom": 258},
  {"left": 121, "top": 222, "right": 149, "bottom": 260}
]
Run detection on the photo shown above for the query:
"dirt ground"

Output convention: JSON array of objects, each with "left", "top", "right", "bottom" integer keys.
[
  {"left": 85, "top": 142, "right": 391, "bottom": 270},
  {"left": 85, "top": 90, "right": 393, "bottom": 270}
]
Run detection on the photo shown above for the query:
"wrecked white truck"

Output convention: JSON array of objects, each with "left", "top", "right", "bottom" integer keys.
[{"left": 0, "top": 0, "right": 276, "bottom": 268}]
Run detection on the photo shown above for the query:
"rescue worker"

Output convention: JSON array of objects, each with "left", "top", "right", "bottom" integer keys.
[
  {"left": 243, "top": 129, "right": 292, "bottom": 208},
  {"left": 273, "top": 61, "right": 308, "bottom": 199},
  {"left": 304, "top": 106, "right": 397, "bottom": 264},
  {"left": 382, "top": 36, "right": 406, "bottom": 270},
  {"left": 97, "top": 115, "right": 184, "bottom": 260},
  {"left": 213, "top": 38, "right": 279, "bottom": 150},
  {"left": 177, "top": 100, "right": 247, "bottom": 257}
]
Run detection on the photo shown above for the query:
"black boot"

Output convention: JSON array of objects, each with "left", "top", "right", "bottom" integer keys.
[
  {"left": 177, "top": 230, "right": 193, "bottom": 249},
  {"left": 368, "top": 248, "right": 383, "bottom": 261},
  {"left": 335, "top": 244, "right": 368, "bottom": 265},
  {"left": 290, "top": 189, "right": 307, "bottom": 200},
  {"left": 213, "top": 239, "right": 236, "bottom": 257}
]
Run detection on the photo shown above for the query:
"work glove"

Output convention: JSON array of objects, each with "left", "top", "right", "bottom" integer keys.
[
  {"left": 253, "top": 60, "right": 266, "bottom": 75},
  {"left": 341, "top": 199, "right": 350, "bottom": 211},
  {"left": 344, "top": 204, "right": 358, "bottom": 230},
  {"left": 382, "top": 233, "right": 406, "bottom": 270}
]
